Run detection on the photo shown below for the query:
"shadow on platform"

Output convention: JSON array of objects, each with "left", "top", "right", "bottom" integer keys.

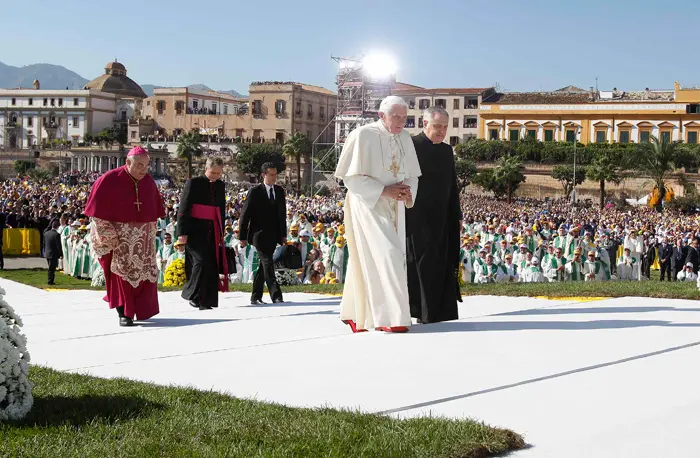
[
  {"left": 495, "top": 306, "right": 700, "bottom": 317},
  {"left": 410, "top": 319, "right": 700, "bottom": 333},
  {"left": 139, "top": 318, "right": 237, "bottom": 328}
]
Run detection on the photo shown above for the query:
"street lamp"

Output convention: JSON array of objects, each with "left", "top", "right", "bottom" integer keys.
[{"left": 572, "top": 126, "right": 581, "bottom": 207}]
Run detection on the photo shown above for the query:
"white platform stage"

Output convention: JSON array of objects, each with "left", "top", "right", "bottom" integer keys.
[{"left": 6, "top": 278, "right": 700, "bottom": 458}]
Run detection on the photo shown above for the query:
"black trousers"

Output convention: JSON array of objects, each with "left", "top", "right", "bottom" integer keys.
[
  {"left": 47, "top": 257, "right": 59, "bottom": 284},
  {"left": 182, "top": 242, "right": 219, "bottom": 308},
  {"left": 251, "top": 246, "right": 282, "bottom": 302},
  {"left": 660, "top": 261, "right": 672, "bottom": 281}
]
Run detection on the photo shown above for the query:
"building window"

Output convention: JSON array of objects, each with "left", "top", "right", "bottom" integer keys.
[
  {"left": 418, "top": 116, "right": 423, "bottom": 128},
  {"left": 640, "top": 130, "right": 651, "bottom": 143},
  {"left": 11, "top": 98, "right": 16, "bottom": 106},
  {"left": 295, "top": 101, "right": 301, "bottom": 116},
  {"left": 27, "top": 117, "right": 33, "bottom": 127},
  {"left": 595, "top": 130, "right": 607, "bottom": 143},
  {"left": 192, "top": 100, "right": 199, "bottom": 110},
  {"left": 131, "top": 131, "right": 136, "bottom": 139},
  {"left": 544, "top": 129, "right": 554, "bottom": 142},
  {"left": 307, "top": 103, "right": 313, "bottom": 118},
  {"left": 43, "top": 98, "right": 48, "bottom": 107},
  {"left": 307, "top": 130, "right": 312, "bottom": 139},
  {"left": 527, "top": 129, "right": 537, "bottom": 139},
  {"left": 463, "top": 116, "right": 477, "bottom": 128},
  {"left": 235, "top": 129, "right": 244, "bottom": 138},
  {"left": 58, "top": 98, "right": 63, "bottom": 106},
  {"left": 74, "top": 98, "right": 79, "bottom": 106},
  {"left": 175, "top": 101, "right": 185, "bottom": 115},
  {"left": 509, "top": 129, "right": 520, "bottom": 142},
  {"left": 661, "top": 131, "right": 671, "bottom": 144},
  {"left": 50, "top": 98, "right": 55, "bottom": 106},
  {"left": 435, "top": 99, "right": 446, "bottom": 108},
  {"left": 619, "top": 130, "right": 630, "bottom": 143},
  {"left": 274, "top": 100, "right": 286, "bottom": 115},
  {"left": 688, "top": 104, "right": 700, "bottom": 114},
  {"left": 566, "top": 130, "right": 576, "bottom": 142},
  {"left": 453, "top": 117, "right": 459, "bottom": 128},
  {"left": 212, "top": 103, "right": 217, "bottom": 114},
  {"left": 156, "top": 100, "right": 165, "bottom": 115},
  {"left": 405, "top": 116, "right": 415, "bottom": 128},
  {"left": 72, "top": 117, "right": 79, "bottom": 127},
  {"left": 419, "top": 99, "right": 430, "bottom": 110},
  {"left": 489, "top": 128, "right": 499, "bottom": 140},
  {"left": 223, "top": 104, "right": 228, "bottom": 115},
  {"left": 464, "top": 97, "right": 478, "bottom": 109},
  {"left": 688, "top": 131, "right": 698, "bottom": 144},
  {"left": 28, "top": 98, "right": 33, "bottom": 106},
  {"left": 320, "top": 106, "right": 325, "bottom": 121},
  {"left": 253, "top": 100, "right": 262, "bottom": 115},
  {"left": 449, "top": 136, "right": 459, "bottom": 146}
]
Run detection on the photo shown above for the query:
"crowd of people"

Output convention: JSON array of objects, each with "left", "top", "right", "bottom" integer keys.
[{"left": 3, "top": 170, "right": 700, "bottom": 288}]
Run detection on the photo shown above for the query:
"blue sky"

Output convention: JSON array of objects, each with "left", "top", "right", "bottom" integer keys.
[{"left": 2, "top": 0, "right": 699, "bottom": 93}]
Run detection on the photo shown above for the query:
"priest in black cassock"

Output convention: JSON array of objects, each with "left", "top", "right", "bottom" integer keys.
[
  {"left": 406, "top": 106, "right": 462, "bottom": 324},
  {"left": 177, "top": 156, "right": 228, "bottom": 310}
]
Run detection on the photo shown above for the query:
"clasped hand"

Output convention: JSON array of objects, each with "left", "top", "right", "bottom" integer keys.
[{"left": 382, "top": 183, "right": 411, "bottom": 201}]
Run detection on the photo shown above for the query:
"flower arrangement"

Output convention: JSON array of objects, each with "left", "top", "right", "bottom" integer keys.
[
  {"left": 648, "top": 185, "right": 675, "bottom": 208},
  {"left": 91, "top": 266, "right": 105, "bottom": 287},
  {"left": 275, "top": 269, "right": 300, "bottom": 286},
  {"left": 163, "top": 258, "right": 186, "bottom": 287},
  {"left": 0, "top": 287, "right": 33, "bottom": 421}
]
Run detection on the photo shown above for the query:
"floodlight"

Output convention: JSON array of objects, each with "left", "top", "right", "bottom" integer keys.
[{"left": 362, "top": 52, "right": 397, "bottom": 79}]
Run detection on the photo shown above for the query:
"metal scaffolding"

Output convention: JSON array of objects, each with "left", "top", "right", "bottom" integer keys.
[{"left": 310, "top": 55, "right": 395, "bottom": 194}]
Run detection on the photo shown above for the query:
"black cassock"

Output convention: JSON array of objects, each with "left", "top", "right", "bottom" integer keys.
[
  {"left": 177, "top": 176, "right": 226, "bottom": 308},
  {"left": 406, "top": 132, "right": 462, "bottom": 323}
]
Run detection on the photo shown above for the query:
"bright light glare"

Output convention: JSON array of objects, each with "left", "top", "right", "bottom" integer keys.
[{"left": 362, "top": 52, "right": 397, "bottom": 79}]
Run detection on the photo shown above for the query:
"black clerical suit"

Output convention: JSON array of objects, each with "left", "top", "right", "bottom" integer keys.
[
  {"left": 406, "top": 132, "right": 461, "bottom": 324},
  {"left": 239, "top": 183, "right": 286, "bottom": 303},
  {"left": 177, "top": 176, "right": 226, "bottom": 309},
  {"left": 659, "top": 243, "right": 673, "bottom": 281},
  {"left": 43, "top": 228, "right": 63, "bottom": 285}
]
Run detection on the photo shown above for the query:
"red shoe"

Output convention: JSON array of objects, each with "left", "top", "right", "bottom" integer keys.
[
  {"left": 376, "top": 326, "right": 409, "bottom": 333},
  {"left": 343, "top": 320, "right": 367, "bottom": 333}
]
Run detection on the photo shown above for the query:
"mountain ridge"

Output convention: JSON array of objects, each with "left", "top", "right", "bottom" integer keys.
[{"left": 0, "top": 62, "right": 246, "bottom": 97}]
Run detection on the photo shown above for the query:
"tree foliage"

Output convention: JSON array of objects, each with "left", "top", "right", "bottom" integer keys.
[
  {"left": 176, "top": 130, "right": 203, "bottom": 179},
  {"left": 282, "top": 133, "right": 312, "bottom": 194},
  {"left": 625, "top": 136, "right": 677, "bottom": 212},
  {"left": 586, "top": 151, "right": 625, "bottom": 209},
  {"left": 236, "top": 143, "right": 286, "bottom": 178},
  {"left": 551, "top": 164, "right": 588, "bottom": 199},
  {"left": 13, "top": 160, "right": 35, "bottom": 175},
  {"left": 454, "top": 157, "right": 478, "bottom": 192},
  {"left": 474, "top": 156, "right": 525, "bottom": 203}
]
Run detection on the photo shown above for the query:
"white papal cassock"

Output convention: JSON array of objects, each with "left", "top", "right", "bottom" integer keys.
[{"left": 334, "top": 121, "right": 422, "bottom": 329}]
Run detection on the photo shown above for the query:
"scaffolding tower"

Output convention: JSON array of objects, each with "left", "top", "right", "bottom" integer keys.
[{"left": 310, "top": 55, "right": 395, "bottom": 194}]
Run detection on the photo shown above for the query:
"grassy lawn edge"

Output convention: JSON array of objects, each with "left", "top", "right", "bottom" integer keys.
[
  {"left": 2, "top": 268, "right": 699, "bottom": 301},
  {"left": 0, "top": 366, "right": 526, "bottom": 458}
]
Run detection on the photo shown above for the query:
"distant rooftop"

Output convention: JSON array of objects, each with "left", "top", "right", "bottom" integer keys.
[
  {"left": 484, "top": 85, "right": 677, "bottom": 104},
  {"left": 393, "top": 82, "right": 492, "bottom": 95},
  {"left": 250, "top": 81, "right": 336, "bottom": 95}
]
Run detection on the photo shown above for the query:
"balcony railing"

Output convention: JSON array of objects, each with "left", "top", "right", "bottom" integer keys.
[{"left": 463, "top": 122, "right": 478, "bottom": 129}]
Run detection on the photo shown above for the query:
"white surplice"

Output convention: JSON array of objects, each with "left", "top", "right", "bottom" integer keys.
[{"left": 334, "top": 121, "right": 421, "bottom": 329}]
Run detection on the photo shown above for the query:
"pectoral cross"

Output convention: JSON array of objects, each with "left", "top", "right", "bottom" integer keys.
[
  {"left": 389, "top": 157, "right": 400, "bottom": 178},
  {"left": 134, "top": 199, "right": 142, "bottom": 211}
]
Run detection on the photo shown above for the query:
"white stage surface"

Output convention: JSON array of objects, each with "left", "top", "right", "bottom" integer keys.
[{"left": 6, "top": 278, "right": 700, "bottom": 458}]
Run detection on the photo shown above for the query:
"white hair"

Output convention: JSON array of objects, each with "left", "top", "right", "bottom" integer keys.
[{"left": 378, "top": 96, "right": 408, "bottom": 115}]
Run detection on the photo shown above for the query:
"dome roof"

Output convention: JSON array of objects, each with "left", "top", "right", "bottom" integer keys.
[{"left": 83, "top": 60, "right": 146, "bottom": 99}]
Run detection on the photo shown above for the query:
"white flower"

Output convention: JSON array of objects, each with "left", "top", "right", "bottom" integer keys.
[{"left": 0, "top": 292, "right": 33, "bottom": 421}]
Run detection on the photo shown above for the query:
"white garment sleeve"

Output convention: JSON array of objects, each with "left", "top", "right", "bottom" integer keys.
[
  {"left": 403, "top": 176, "right": 419, "bottom": 209},
  {"left": 343, "top": 175, "right": 385, "bottom": 209}
]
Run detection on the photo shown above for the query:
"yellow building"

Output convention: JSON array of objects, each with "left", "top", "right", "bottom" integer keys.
[{"left": 478, "top": 83, "right": 700, "bottom": 144}]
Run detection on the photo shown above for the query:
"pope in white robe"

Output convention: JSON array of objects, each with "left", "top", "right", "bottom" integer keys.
[{"left": 334, "top": 96, "right": 421, "bottom": 333}]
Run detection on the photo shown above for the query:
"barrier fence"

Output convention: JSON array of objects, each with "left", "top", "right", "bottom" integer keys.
[{"left": 2, "top": 228, "right": 41, "bottom": 255}]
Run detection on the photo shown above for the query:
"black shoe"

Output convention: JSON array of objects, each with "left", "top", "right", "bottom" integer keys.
[
  {"left": 273, "top": 299, "right": 285, "bottom": 304},
  {"left": 250, "top": 299, "right": 266, "bottom": 305},
  {"left": 189, "top": 300, "right": 199, "bottom": 308},
  {"left": 199, "top": 305, "right": 212, "bottom": 310},
  {"left": 119, "top": 317, "right": 135, "bottom": 327},
  {"left": 48, "top": 281, "right": 55, "bottom": 285}
]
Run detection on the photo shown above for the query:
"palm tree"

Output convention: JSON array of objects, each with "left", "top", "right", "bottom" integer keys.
[
  {"left": 628, "top": 135, "right": 677, "bottom": 212},
  {"left": 586, "top": 152, "right": 623, "bottom": 209},
  {"left": 492, "top": 155, "right": 525, "bottom": 204},
  {"left": 282, "top": 132, "right": 311, "bottom": 194},
  {"left": 176, "top": 130, "right": 203, "bottom": 179}
]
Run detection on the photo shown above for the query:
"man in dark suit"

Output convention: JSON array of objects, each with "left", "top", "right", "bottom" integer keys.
[
  {"left": 43, "top": 219, "right": 63, "bottom": 285},
  {"left": 686, "top": 237, "right": 700, "bottom": 274},
  {"left": 239, "top": 162, "right": 286, "bottom": 305},
  {"left": 673, "top": 239, "right": 688, "bottom": 281},
  {"left": 659, "top": 238, "right": 673, "bottom": 281}
]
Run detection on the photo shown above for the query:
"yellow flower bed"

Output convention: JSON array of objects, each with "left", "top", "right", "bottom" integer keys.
[{"left": 163, "top": 258, "right": 186, "bottom": 287}]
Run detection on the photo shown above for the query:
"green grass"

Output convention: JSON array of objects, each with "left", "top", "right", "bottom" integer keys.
[
  {"left": 0, "top": 366, "right": 525, "bottom": 458},
  {"left": 2, "top": 268, "right": 697, "bottom": 300}
]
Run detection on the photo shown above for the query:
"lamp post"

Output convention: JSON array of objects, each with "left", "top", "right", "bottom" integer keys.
[{"left": 572, "top": 126, "right": 581, "bottom": 207}]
